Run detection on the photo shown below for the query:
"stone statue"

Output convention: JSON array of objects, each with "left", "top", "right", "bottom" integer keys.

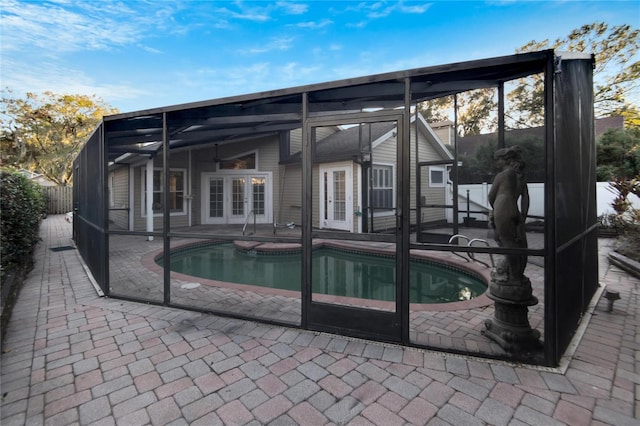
[
  {"left": 483, "top": 145, "right": 541, "bottom": 353},
  {"left": 488, "top": 146, "right": 531, "bottom": 298}
]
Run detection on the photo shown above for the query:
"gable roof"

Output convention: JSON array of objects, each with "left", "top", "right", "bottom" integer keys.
[
  {"left": 285, "top": 113, "right": 453, "bottom": 164},
  {"left": 313, "top": 121, "right": 395, "bottom": 162}
]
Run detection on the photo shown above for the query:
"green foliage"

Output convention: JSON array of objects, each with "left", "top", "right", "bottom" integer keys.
[
  {"left": 514, "top": 22, "right": 639, "bottom": 127},
  {"left": 608, "top": 177, "right": 640, "bottom": 262},
  {"left": 1, "top": 170, "right": 45, "bottom": 284},
  {"left": 596, "top": 127, "right": 640, "bottom": 180},
  {"left": 0, "top": 90, "right": 118, "bottom": 186},
  {"left": 458, "top": 133, "right": 545, "bottom": 184},
  {"left": 420, "top": 22, "right": 639, "bottom": 133},
  {"left": 457, "top": 88, "right": 498, "bottom": 136},
  {"left": 418, "top": 96, "right": 453, "bottom": 123}
]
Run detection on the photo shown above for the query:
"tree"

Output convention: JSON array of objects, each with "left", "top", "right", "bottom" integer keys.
[
  {"left": 0, "top": 91, "right": 118, "bottom": 186},
  {"left": 456, "top": 88, "right": 497, "bottom": 136},
  {"left": 420, "top": 22, "right": 639, "bottom": 133},
  {"left": 512, "top": 22, "right": 639, "bottom": 128},
  {"left": 596, "top": 127, "right": 640, "bottom": 181},
  {"left": 418, "top": 95, "right": 453, "bottom": 123}
]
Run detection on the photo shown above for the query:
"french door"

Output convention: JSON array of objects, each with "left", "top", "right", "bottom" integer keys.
[
  {"left": 202, "top": 173, "right": 271, "bottom": 224},
  {"left": 319, "top": 163, "right": 352, "bottom": 232}
]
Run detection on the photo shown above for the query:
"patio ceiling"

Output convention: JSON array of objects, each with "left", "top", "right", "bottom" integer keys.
[{"left": 105, "top": 50, "right": 553, "bottom": 163}]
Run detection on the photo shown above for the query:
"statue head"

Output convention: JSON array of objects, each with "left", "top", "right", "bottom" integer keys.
[{"left": 494, "top": 146, "right": 524, "bottom": 172}]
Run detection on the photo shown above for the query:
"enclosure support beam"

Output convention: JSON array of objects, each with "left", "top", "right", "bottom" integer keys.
[
  {"left": 452, "top": 95, "right": 459, "bottom": 236},
  {"left": 544, "top": 55, "right": 557, "bottom": 366},
  {"left": 301, "top": 92, "right": 310, "bottom": 329},
  {"left": 146, "top": 158, "right": 154, "bottom": 241},
  {"left": 162, "top": 112, "right": 170, "bottom": 306},
  {"left": 399, "top": 78, "right": 411, "bottom": 342},
  {"left": 498, "top": 82, "right": 505, "bottom": 149}
]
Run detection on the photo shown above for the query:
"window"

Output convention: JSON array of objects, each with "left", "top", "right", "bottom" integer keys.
[
  {"left": 142, "top": 168, "right": 186, "bottom": 216},
  {"left": 219, "top": 152, "right": 256, "bottom": 170},
  {"left": 371, "top": 164, "right": 394, "bottom": 211},
  {"left": 429, "top": 167, "right": 445, "bottom": 187}
]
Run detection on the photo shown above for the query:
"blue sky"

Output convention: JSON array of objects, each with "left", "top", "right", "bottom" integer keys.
[{"left": 1, "top": 0, "right": 638, "bottom": 113}]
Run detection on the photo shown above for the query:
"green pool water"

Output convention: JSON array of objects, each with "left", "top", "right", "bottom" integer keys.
[{"left": 160, "top": 243, "right": 486, "bottom": 304}]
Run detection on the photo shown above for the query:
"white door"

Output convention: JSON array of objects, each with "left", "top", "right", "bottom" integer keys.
[
  {"left": 202, "top": 173, "right": 271, "bottom": 224},
  {"left": 319, "top": 163, "right": 353, "bottom": 231}
]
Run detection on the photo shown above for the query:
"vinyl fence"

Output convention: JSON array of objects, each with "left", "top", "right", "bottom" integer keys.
[
  {"left": 448, "top": 182, "right": 639, "bottom": 224},
  {"left": 43, "top": 186, "right": 73, "bottom": 214}
]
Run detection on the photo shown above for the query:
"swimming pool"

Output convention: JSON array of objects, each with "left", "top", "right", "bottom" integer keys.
[{"left": 157, "top": 242, "right": 487, "bottom": 304}]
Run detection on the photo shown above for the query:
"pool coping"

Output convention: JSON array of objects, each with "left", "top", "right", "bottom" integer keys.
[{"left": 140, "top": 239, "right": 493, "bottom": 312}]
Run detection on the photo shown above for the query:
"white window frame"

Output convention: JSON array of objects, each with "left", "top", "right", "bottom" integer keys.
[
  {"left": 371, "top": 162, "right": 395, "bottom": 217},
  {"left": 141, "top": 167, "right": 187, "bottom": 217},
  {"left": 428, "top": 166, "right": 445, "bottom": 188},
  {"left": 108, "top": 173, "right": 115, "bottom": 208}
]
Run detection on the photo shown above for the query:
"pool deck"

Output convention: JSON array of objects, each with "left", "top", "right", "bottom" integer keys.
[
  {"left": 110, "top": 224, "right": 540, "bottom": 360},
  {"left": 1, "top": 214, "right": 638, "bottom": 425}
]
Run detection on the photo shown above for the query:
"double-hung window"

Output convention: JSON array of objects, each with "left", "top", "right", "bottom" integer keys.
[
  {"left": 142, "top": 168, "right": 186, "bottom": 216},
  {"left": 429, "top": 166, "right": 446, "bottom": 187},
  {"left": 371, "top": 164, "right": 394, "bottom": 212}
]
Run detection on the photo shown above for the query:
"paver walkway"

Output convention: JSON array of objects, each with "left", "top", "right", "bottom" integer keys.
[{"left": 1, "top": 215, "right": 638, "bottom": 425}]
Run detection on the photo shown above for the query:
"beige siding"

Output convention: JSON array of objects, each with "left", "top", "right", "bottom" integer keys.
[
  {"left": 163, "top": 135, "right": 281, "bottom": 229},
  {"left": 133, "top": 152, "right": 189, "bottom": 231},
  {"left": 413, "top": 126, "right": 448, "bottom": 225},
  {"left": 430, "top": 121, "right": 454, "bottom": 146},
  {"left": 364, "top": 121, "right": 449, "bottom": 229},
  {"left": 126, "top": 121, "right": 447, "bottom": 233},
  {"left": 278, "top": 162, "right": 359, "bottom": 231},
  {"left": 290, "top": 129, "right": 302, "bottom": 156},
  {"left": 108, "top": 167, "right": 129, "bottom": 230},
  {"left": 278, "top": 165, "right": 303, "bottom": 226},
  {"left": 370, "top": 133, "right": 397, "bottom": 231}
]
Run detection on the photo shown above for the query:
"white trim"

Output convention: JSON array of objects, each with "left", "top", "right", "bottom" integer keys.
[
  {"left": 140, "top": 167, "right": 188, "bottom": 217},
  {"left": 108, "top": 173, "right": 115, "bottom": 208},
  {"left": 556, "top": 51, "right": 592, "bottom": 60},
  {"left": 319, "top": 161, "right": 353, "bottom": 232},
  {"left": 428, "top": 166, "right": 446, "bottom": 188},
  {"left": 200, "top": 172, "right": 273, "bottom": 225},
  {"left": 128, "top": 168, "right": 134, "bottom": 231},
  {"left": 371, "top": 162, "right": 396, "bottom": 217},
  {"left": 416, "top": 113, "right": 455, "bottom": 160}
]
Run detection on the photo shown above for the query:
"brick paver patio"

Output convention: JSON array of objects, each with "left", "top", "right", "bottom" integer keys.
[{"left": 1, "top": 215, "right": 638, "bottom": 425}]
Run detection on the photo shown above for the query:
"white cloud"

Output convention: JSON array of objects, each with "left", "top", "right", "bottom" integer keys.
[
  {"left": 339, "top": 1, "right": 430, "bottom": 26},
  {"left": 295, "top": 19, "right": 333, "bottom": 29},
  {"left": 242, "top": 36, "right": 296, "bottom": 54},
  {"left": 398, "top": 2, "right": 432, "bottom": 14},
  {"left": 1, "top": 57, "right": 149, "bottom": 105},
  {"left": 1, "top": 0, "right": 147, "bottom": 53},
  {"left": 276, "top": 1, "right": 309, "bottom": 15}
]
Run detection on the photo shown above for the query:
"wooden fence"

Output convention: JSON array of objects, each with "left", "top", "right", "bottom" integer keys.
[{"left": 43, "top": 186, "right": 73, "bottom": 214}]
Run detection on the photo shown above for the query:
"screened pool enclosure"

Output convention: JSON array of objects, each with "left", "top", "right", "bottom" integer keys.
[{"left": 73, "top": 50, "right": 597, "bottom": 366}]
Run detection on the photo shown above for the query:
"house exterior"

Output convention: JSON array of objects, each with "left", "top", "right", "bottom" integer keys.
[
  {"left": 76, "top": 50, "right": 598, "bottom": 366},
  {"left": 108, "top": 113, "right": 453, "bottom": 233},
  {"left": 17, "top": 169, "right": 56, "bottom": 187}
]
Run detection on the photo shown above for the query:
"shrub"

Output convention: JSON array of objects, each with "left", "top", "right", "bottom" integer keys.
[
  {"left": 608, "top": 177, "right": 640, "bottom": 262},
  {"left": 0, "top": 170, "right": 45, "bottom": 284}
]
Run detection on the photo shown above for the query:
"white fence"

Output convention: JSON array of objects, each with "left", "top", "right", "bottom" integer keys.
[{"left": 447, "top": 182, "right": 639, "bottom": 224}]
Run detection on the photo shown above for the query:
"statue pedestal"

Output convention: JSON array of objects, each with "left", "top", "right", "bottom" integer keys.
[{"left": 482, "top": 275, "right": 542, "bottom": 352}]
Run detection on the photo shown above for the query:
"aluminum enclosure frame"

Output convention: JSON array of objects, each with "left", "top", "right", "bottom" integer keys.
[{"left": 73, "top": 50, "right": 597, "bottom": 366}]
